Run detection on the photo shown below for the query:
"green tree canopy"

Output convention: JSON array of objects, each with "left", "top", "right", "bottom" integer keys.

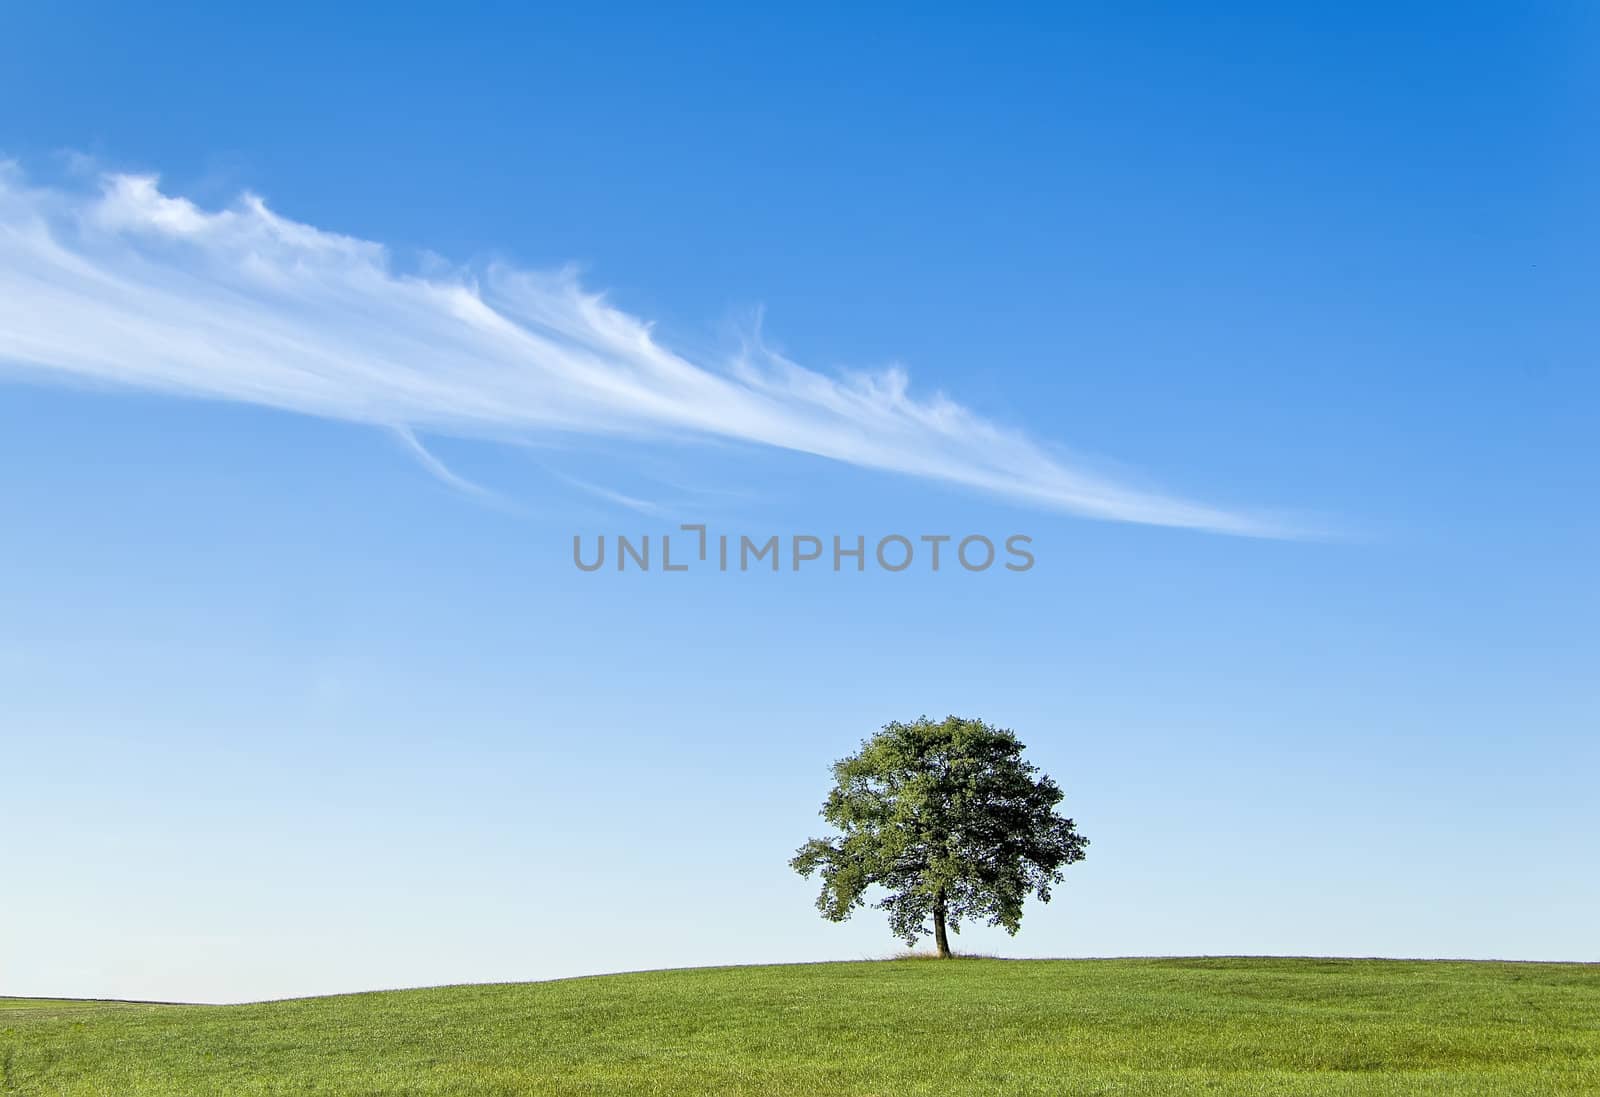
[{"left": 791, "top": 715, "right": 1088, "bottom": 957}]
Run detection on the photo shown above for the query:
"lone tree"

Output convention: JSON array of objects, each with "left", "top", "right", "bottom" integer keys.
[{"left": 791, "top": 715, "right": 1088, "bottom": 958}]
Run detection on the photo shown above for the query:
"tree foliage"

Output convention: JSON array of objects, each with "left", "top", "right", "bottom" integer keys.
[{"left": 791, "top": 715, "right": 1088, "bottom": 956}]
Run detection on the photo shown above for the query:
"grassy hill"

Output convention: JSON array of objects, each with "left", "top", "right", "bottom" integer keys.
[{"left": 4, "top": 957, "right": 1597, "bottom": 1095}]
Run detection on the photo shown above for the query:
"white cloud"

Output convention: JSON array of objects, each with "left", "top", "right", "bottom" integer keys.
[{"left": 0, "top": 165, "right": 1296, "bottom": 536}]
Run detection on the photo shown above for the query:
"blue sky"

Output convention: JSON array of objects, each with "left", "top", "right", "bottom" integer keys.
[{"left": 2, "top": 4, "right": 1596, "bottom": 1002}]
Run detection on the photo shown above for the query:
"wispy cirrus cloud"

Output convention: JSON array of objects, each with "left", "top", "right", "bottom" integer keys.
[{"left": 0, "top": 164, "right": 1297, "bottom": 536}]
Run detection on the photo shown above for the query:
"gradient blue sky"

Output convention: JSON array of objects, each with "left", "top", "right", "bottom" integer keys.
[{"left": 3, "top": 4, "right": 1596, "bottom": 1003}]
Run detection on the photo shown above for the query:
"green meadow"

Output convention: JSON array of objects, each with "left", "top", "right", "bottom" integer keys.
[{"left": 4, "top": 958, "right": 1597, "bottom": 1095}]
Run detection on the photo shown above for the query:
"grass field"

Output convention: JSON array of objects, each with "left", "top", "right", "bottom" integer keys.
[{"left": 3, "top": 958, "right": 1597, "bottom": 1095}]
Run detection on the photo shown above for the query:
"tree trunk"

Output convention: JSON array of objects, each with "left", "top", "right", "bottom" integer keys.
[{"left": 933, "top": 890, "right": 951, "bottom": 958}]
